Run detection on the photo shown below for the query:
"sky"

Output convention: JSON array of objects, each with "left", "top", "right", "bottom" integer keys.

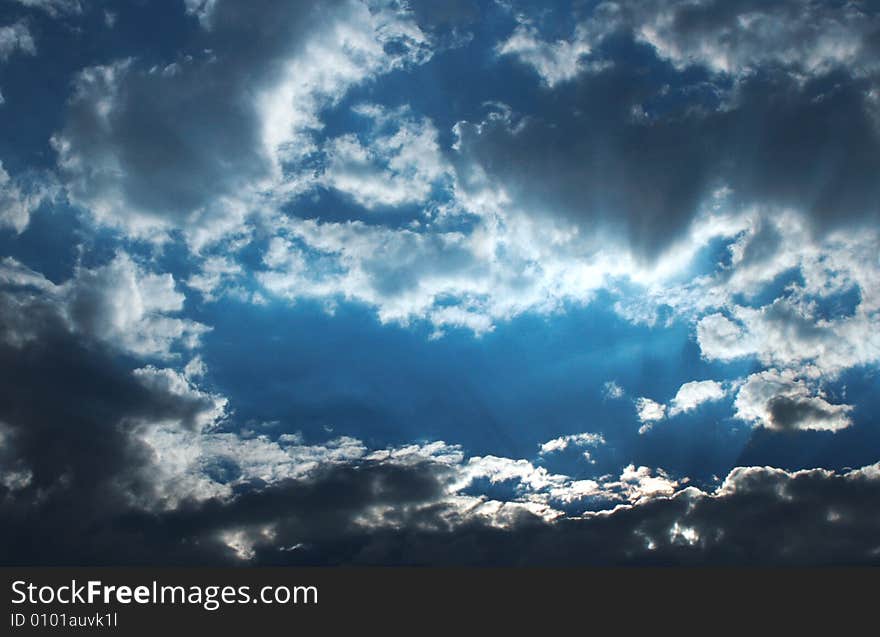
[{"left": 0, "top": 0, "right": 879, "bottom": 565}]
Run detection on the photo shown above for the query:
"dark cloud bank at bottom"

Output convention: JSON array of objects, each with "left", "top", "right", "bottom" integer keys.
[{"left": 1, "top": 288, "right": 879, "bottom": 565}]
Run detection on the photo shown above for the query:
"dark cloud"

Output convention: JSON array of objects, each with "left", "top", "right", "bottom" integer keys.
[
  {"left": 457, "top": 3, "right": 880, "bottom": 259},
  {"left": 8, "top": 432, "right": 880, "bottom": 565},
  {"left": 767, "top": 395, "right": 845, "bottom": 432},
  {"left": 53, "top": 0, "right": 346, "bottom": 237},
  {"left": 0, "top": 285, "right": 222, "bottom": 562},
  {"left": 2, "top": 275, "right": 877, "bottom": 566},
  {"left": 243, "top": 463, "right": 880, "bottom": 566},
  {"left": 1, "top": 267, "right": 877, "bottom": 566},
  {"left": 0, "top": 276, "right": 880, "bottom": 565},
  {"left": 622, "top": 0, "right": 880, "bottom": 76}
]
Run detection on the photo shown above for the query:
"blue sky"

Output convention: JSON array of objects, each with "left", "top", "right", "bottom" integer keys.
[{"left": 1, "top": 0, "right": 880, "bottom": 564}]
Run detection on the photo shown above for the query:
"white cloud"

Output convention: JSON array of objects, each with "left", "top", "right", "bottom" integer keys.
[
  {"left": 133, "top": 366, "right": 227, "bottom": 431},
  {"left": 614, "top": 210, "right": 879, "bottom": 432},
  {"left": 450, "top": 452, "right": 681, "bottom": 511},
  {"left": 668, "top": 380, "right": 727, "bottom": 417},
  {"left": 61, "top": 254, "right": 209, "bottom": 358},
  {"left": 635, "top": 397, "right": 666, "bottom": 434},
  {"left": 549, "top": 479, "right": 602, "bottom": 504},
  {"left": 458, "top": 455, "right": 566, "bottom": 492},
  {"left": 52, "top": 1, "right": 435, "bottom": 248},
  {"left": 0, "top": 162, "right": 53, "bottom": 233},
  {"left": 186, "top": 256, "right": 243, "bottom": 301},
  {"left": 630, "top": 380, "right": 728, "bottom": 434},
  {"left": 497, "top": 20, "right": 601, "bottom": 87},
  {"left": 364, "top": 440, "right": 465, "bottom": 466},
  {"left": 183, "top": 355, "right": 207, "bottom": 379},
  {"left": 0, "top": 253, "right": 207, "bottom": 358},
  {"left": 0, "top": 21, "right": 35, "bottom": 60},
  {"left": 13, "top": 0, "right": 82, "bottom": 17},
  {"left": 632, "top": 0, "right": 880, "bottom": 78},
  {"left": 697, "top": 294, "right": 880, "bottom": 380},
  {"left": 255, "top": 199, "right": 680, "bottom": 335},
  {"left": 733, "top": 369, "right": 853, "bottom": 432},
  {"left": 137, "top": 424, "right": 369, "bottom": 510},
  {"left": 603, "top": 380, "right": 625, "bottom": 399},
  {"left": 610, "top": 464, "right": 679, "bottom": 503},
  {"left": 539, "top": 432, "right": 605, "bottom": 455},
  {"left": 321, "top": 104, "right": 449, "bottom": 209}
]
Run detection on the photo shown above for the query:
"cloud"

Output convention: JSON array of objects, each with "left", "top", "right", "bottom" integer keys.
[
  {"left": 696, "top": 270, "right": 880, "bottom": 379},
  {"left": 2, "top": 0, "right": 880, "bottom": 568},
  {"left": 0, "top": 264, "right": 876, "bottom": 566},
  {"left": 0, "top": 253, "right": 207, "bottom": 358},
  {"left": 185, "top": 256, "right": 243, "bottom": 302},
  {"left": 539, "top": 432, "right": 605, "bottom": 455},
  {"left": 212, "top": 460, "right": 880, "bottom": 565},
  {"left": 0, "top": 162, "right": 54, "bottom": 233},
  {"left": 7, "top": 364, "right": 876, "bottom": 568},
  {"left": 605, "top": 464, "right": 679, "bottom": 503},
  {"left": 668, "top": 380, "right": 727, "bottom": 417},
  {"left": 0, "top": 20, "right": 35, "bottom": 60},
  {"left": 733, "top": 370, "right": 853, "bottom": 432},
  {"left": 628, "top": 0, "right": 880, "bottom": 77},
  {"left": 631, "top": 380, "right": 728, "bottom": 434},
  {"left": 603, "top": 380, "right": 625, "bottom": 399},
  {"left": 0, "top": 289, "right": 227, "bottom": 560},
  {"left": 52, "top": 0, "right": 434, "bottom": 247},
  {"left": 502, "top": 0, "right": 880, "bottom": 81},
  {"left": 623, "top": 210, "right": 879, "bottom": 406},
  {"left": 497, "top": 19, "right": 600, "bottom": 87},
  {"left": 636, "top": 398, "right": 667, "bottom": 434},
  {"left": 321, "top": 104, "right": 450, "bottom": 209},
  {"left": 457, "top": 455, "right": 567, "bottom": 494},
  {"left": 454, "top": 69, "right": 880, "bottom": 263},
  {"left": 255, "top": 204, "right": 654, "bottom": 335},
  {"left": 451, "top": 1, "right": 880, "bottom": 271},
  {"left": 185, "top": 1, "right": 880, "bottom": 347},
  {"left": 132, "top": 366, "right": 226, "bottom": 431},
  {"left": 12, "top": 0, "right": 82, "bottom": 17}
]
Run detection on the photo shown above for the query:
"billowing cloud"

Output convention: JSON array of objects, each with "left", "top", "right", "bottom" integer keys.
[
  {"left": 733, "top": 369, "right": 853, "bottom": 432},
  {"left": 0, "top": 257, "right": 877, "bottom": 565},
  {"left": 669, "top": 380, "right": 727, "bottom": 417},
  {"left": 623, "top": 211, "right": 879, "bottom": 424},
  {"left": 450, "top": 0, "right": 880, "bottom": 273},
  {"left": 52, "top": 0, "right": 433, "bottom": 246},
  {"left": 0, "top": 253, "right": 207, "bottom": 358},
  {"left": 454, "top": 71, "right": 880, "bottom": 262},
  {"left": 636, "top": 397, "right": 667, "bottom": 434},
  {"left": 321, "top": 104, "right": 449, "bottom": 209},
  {"left": 628, "top": 0, "right": 880, "bottom": 77},
  {"left": 497, "top": 18, "right": 599, "bottom": 87}
]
